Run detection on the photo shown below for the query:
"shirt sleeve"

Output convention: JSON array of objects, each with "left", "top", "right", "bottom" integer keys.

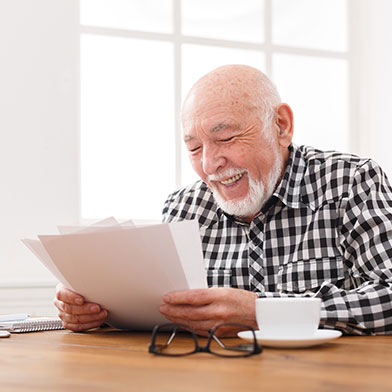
[
  {"left": 162, "top": 193, "right": 174, "bottom": 223},
  {"left": 261, "top": 160, "right": 392, "bottom": 335},
  {"left": 324, "top": 159, "right": 392, "bottom": 334}
]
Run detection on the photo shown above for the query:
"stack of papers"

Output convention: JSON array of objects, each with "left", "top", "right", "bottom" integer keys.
[{"left": 22, "top": 218, "right": 207, "bottom": 330}]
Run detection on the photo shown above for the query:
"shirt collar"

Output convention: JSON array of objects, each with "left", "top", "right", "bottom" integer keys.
[{"left": 273, "top": 143, "right": 306, "bottom": 209}]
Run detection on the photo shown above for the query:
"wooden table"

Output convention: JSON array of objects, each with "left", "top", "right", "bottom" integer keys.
[{"left": 0, "top": 329, "right": 391, "bottom": 392}]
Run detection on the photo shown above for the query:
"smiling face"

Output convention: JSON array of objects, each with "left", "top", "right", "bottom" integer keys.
[{"left": 182, "top": 65, "right": 292, "bottom": 222}]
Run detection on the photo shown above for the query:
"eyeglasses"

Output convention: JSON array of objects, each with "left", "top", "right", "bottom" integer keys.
[{"left": 149, "top": 323, "right": 262, "bottom": 357}]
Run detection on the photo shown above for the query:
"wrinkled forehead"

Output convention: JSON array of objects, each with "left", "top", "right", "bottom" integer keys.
[{"left": 182, "top": 82, "right": 259, "bottom": 123}]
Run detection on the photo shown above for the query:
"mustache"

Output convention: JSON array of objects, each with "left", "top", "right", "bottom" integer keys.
[{"left": 207, "top": 168, "right": 246, "bottom": 182}]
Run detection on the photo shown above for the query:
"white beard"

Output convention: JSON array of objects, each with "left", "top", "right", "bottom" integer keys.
[{"left": 209, "top": 154, "right": 282, "bottom": 219}]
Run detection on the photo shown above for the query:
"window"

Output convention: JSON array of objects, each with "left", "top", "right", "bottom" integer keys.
[{"left": 80, "top": 0, "right": 350, "bottom": 221}]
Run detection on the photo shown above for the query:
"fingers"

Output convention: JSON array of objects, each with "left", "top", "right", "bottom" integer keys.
[
  {"left": 56, "top": 283, "right": 84, "bottom": 306},
  {"left": 60, "top": 318, "right": 107, "bottom": 332},
  {"left": 54, "top": 297, "right": 101, "bottom": 316},
  {"left": 160, "top": 303, "right": 225, "bottom": 321},
  {"left": 163, "top": 288, "right": 220, "bottom": 306},
  {"left": 160, "top": 288, "right": 259, "bottom": 337},
  {"left": 55, "top": 298, "right": 108, "bottom": 332},
  {"left": 58, "top": 309, "right": 107, "bottom": 324},
  {"left": 163, "top": 316, "right": 216, "bottom": 336},
  {"left": 160, "top": 287, "right": 243, "bottom": 321},
  {"left": 58, "top": 309, "right": 108, "bottom": 331},
  {"left": 54, "top": 283, "right": 107, "bottom": 332}
]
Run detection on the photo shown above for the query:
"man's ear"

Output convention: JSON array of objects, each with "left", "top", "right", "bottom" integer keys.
[{"left": 275, "top": 103, "right": 294, "bottom": 148}]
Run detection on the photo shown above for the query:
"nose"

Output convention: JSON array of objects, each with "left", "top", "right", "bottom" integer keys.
[{"left": 202, "top": 144, "right": 226, "bottom": 176}]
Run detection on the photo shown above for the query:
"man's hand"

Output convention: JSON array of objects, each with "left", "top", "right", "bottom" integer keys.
[
  {"left": 54, "top": 283, "right": 108, "bottom": 331},
  {"left": 159, "top": 287, "right": 258, "bottom": 337}
]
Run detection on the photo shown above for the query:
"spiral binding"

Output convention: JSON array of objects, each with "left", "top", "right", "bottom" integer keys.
[{"left": 0, "top": 317, "right": 64, "bottom": 333}]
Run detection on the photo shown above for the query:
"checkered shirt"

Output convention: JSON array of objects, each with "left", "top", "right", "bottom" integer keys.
[{"left": 162, "top": 144, "right": 392, "bottom": 335}]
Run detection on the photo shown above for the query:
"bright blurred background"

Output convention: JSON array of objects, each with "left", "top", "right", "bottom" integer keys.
[{"left": 0, "top": 0, "right": 391, "bottom": 314}]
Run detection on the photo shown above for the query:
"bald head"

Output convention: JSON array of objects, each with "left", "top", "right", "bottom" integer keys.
[
  {"left": 181, "top": 65, "right": 293, "bottom": 221},
  {"left": 182, "top": 65, "right": 281, "bottom": 131}
]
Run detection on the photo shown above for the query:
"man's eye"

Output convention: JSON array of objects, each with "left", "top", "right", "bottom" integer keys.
[
  {"left": 190, "top": 146, "right": 201, "bottom": 153},
  {"left": 221, "top": 136, "right": 234, "bottom": 142}
]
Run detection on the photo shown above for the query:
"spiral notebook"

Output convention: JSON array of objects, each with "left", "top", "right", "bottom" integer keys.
[{"left": 0, "top": 317, "right": 64, "bottom": 333}]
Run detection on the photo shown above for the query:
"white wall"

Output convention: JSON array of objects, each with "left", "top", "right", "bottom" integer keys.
[
  {"left": 0, "top": 0, "right": 79, "bottom": 313},
  {"left": 357, "top": 0, "right": 392, "bottom": 177}
]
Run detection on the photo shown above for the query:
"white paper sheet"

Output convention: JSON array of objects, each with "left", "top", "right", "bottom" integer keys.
[
  {"left": 21, "top": 239, "right": 74, "bottom": 289},
  {"left": 57, "top": 217, "right": 121, "bottom": 234},
  {"left": 31, "top": 220, "right": 206, "bottom": 330},
  {"left": 169, "top": 220, "right": 207, "bottom": 289}
]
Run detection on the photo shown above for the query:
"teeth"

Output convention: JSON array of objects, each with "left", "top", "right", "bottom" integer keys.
[{"left": 220, "top": 173, "right": 243, "bottom": 185}]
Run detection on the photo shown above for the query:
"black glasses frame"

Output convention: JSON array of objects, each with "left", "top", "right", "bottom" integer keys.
[{"left": 149, "top": 322, "right": 262, "bottom": 357}]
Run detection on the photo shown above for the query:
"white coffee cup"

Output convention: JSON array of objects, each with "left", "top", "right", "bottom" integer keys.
[{"left": 255, "top": 297, "right": 321, "bottom": 339}]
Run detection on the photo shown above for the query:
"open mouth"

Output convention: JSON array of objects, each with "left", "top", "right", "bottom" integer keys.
[{"left": 219, "top": 172, "right": 244, "bottom": 186}]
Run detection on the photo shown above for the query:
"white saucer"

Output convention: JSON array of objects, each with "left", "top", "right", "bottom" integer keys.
[{"left": 238, "top": 329, "right": 342, "bottom": 348}]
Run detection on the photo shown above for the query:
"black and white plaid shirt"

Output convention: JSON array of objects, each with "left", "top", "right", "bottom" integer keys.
[{"left": 162, "top": 144, "right": 392, "bottom": 335}]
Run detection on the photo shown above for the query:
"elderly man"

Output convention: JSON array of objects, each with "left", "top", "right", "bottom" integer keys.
[{"left": 55, "top": 65, "right": 392, "bottom": 336}]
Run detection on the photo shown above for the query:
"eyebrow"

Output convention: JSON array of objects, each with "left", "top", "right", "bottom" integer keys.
[
  {"left": 211, "top": 122, "right": 240, "bottom": 133},
  {"left": 183, "top": 122, "right": 240, "bottom": 142}
]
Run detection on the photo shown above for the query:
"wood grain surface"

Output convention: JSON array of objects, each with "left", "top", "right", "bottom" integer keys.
[{"left": 0, "top": 329, "right": 391, "bottom": 392}]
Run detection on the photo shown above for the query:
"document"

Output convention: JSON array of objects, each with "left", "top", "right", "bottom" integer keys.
[{"left": 23, "top": 219, "right": 207, "bottom": 330}]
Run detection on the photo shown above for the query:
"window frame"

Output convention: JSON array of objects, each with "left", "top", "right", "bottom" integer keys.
[{"left": 79, "top": 0, "right": 358, "bottom": 214}]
